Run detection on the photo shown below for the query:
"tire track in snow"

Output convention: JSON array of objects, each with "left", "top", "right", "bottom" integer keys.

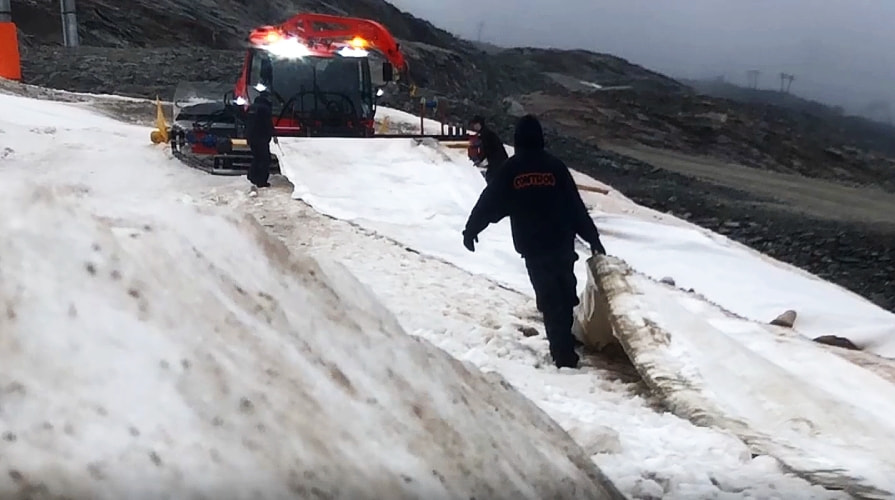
[{"left": 198, "top": 179, "right": 845, "bottom": 500}]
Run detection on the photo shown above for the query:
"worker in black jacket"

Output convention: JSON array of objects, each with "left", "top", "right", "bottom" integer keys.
[
  {"left": 468, "top": 115, "right": 509, "bottom": 184},
  {"left": 245, "top": 89, "right": 276, "bottom": 188},
  {"left": 462, "top": 114, "right": 606, "bottom": 369}
]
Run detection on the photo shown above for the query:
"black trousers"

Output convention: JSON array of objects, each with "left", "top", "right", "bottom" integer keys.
[
  {"left": 525, "top": 252, "right": 580, "bottom": 367},
  {"left": 247, "top": 140, "right": 271, "bottom": 186}
]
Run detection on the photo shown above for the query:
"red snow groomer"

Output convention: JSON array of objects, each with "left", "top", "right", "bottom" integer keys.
[{"left": 166, "top": 13, "right": 467, "bottom": 175}]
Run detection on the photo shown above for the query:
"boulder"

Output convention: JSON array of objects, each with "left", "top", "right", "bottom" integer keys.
[
  {"left": 813, "top": 335, "right": 860, "bottom": 351},
  {"left": 770, "top": 310, "right": 797, "bottom": 328},
  {"left": 659, "top": 276, "right": 676, "bottom": 286}
]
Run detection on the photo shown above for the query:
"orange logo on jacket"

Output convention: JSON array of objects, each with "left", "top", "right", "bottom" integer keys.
[{"left": 513, "top": 172, "right": 556, "bottom": 189}]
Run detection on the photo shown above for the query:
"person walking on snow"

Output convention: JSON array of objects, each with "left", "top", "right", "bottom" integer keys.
[
  {"left": 245, "top": 88, "right": 277, "bottom": 188},
  {"left": 462, "top": 114, "right": 606, "bottom": 369},
  {"left": 468, "top": 115, "right": 509, "bottom": 184}
]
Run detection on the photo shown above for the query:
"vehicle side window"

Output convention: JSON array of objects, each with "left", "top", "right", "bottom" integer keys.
[
  {"left": 249, "top": 53, "right": 261, "bottom": 85},
  {"left": 360, "top": 60, "right": 373, "bottom": 116},
  {"left": 247, "top": 51, "right": 263, "bottom": 101},
  {"left": 357, "top": 60, "right": 364, "bottom": 92},
  {"left": 248, "top": 50, "right": 277, "bottom": 100}
]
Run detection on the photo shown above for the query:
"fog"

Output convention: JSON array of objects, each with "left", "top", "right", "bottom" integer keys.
[{"left": 387, "top": 0, "right": 895, "bottom": 116}]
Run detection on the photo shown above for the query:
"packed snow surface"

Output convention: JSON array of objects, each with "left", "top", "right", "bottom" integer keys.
[
  {"left": 281, "top": 106, "right": 895, "bottom": 357},
  {"left": 0, "top": 91, "right": 623, "bottom": 499},
  {"left": 4, "top": 86, "right": 895, "bottom": 498},
  {"left": 594, "top": 255, "right": 895, "bottom": 498}
]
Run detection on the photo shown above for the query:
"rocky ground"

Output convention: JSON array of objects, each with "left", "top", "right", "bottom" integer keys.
[
  {"left": 447, "top": 107, "right": 895, "bottom": 312},
  {"left": 512, "top": 89, "right": 895, "bottom": 191},
  {"left": 7, "top": 0, "right": 895, "bottom": 312},
  {"left": 568, "top": 146, "right": 895, "bottom": 310}
]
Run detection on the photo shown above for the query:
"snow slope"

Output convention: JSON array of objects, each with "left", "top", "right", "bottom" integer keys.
[
  {"left": 0, "top": 91, "right": 624, "bottom": 499},
  {"left": 0, "top": 92, "right": 234, "bottom": 204},
  {"left": 3, "top": 85, "right": 892, "bottom": 499},
  {"left": 592, "top": 255, "right": 895, "bottom": 498},
  {"left": 275, "top": 105, "right": 895, "bottom": 495},
  {"left": 280, "top": 107, "right": 895, "bottom": 357},
  {"left": 226, "top": 170, "right": 846, "bottom": 500}
]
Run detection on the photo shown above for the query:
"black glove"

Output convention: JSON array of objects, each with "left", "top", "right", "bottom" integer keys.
[
  {"left": 463, "top": 231, "right": 478, "bottom": 252},
  {"left": 591, "top": 239, "right": 606, "bottom": 256}
]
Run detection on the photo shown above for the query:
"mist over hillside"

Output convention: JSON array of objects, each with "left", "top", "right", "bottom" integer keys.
[{"left": 388, "top": 0, "right": 895, "bottom": 118}]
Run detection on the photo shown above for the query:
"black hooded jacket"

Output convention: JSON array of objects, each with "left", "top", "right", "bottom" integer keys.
[
  {"left": 480, "top": 127, "right": 508, "bottom": 168},
  {"left": 471, "top": 117, "right": 509, "bottom": 169},
  {"left": 463, "top": 115, "right": 602, "bottom": 259},
  {"left": 245, "top": 93, "right": 275, "bottom": 146}
]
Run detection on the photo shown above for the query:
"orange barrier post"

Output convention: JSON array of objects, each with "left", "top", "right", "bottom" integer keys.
[{"left": 0, "top": 22, "right": 21, "bottom": 81}]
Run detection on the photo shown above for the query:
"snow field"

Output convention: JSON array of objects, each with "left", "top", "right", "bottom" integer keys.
[
  {"left": 0, "top": 90, "right": 623, "bottom": 499},
  {"left": 279, "top": 113, "right": 895, "bottom": 356},
  {"left": 221, "top": 185, "right": 845, "bottom": 499},
  {"left": 4, "top": 85, "right": 894, "bottom": 499},
  {"left": 592, "top": 255, "right": 895, "bottom": 497}
]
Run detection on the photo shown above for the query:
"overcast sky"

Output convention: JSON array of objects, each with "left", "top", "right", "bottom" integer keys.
[{"left": 387, "top": 0, "right": 895, "bottom": 115}]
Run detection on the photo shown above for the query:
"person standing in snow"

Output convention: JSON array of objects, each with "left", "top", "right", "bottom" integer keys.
[
  {"left": 468, "top": 115, "right": 509, "bottom": 184},
  {"left": 461, "top": 114, "right": 606, "bottom": 369},
  {"left": 245, "top": 88, "right": 277, "bottom": 188}
]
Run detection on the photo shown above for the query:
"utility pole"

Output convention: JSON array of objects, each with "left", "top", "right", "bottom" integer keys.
[
  {"left": 863, "top": 100, "right": 892, "bottom": 124},
  {"left": 60, "top": 0, "right": 79, "bottom": 47},
  {"left": 779, "top": 72, "right": 794, "bottom": 93},
  {"left": 476, "top": 21, "right": 484, "bottom": 43},
  {"left": 746, "top": 69, "right": 760, "bottom": 89},
  {"left": 0, "top": 0, "right": 11, "bottom": 22}
]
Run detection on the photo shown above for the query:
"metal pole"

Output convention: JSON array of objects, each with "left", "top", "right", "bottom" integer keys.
[
  {"left": 0, "top": 0, "right": 12, "bottom": 23},
  {"left": 59, "top": 0, "right": 79, "bottom": 47}
]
